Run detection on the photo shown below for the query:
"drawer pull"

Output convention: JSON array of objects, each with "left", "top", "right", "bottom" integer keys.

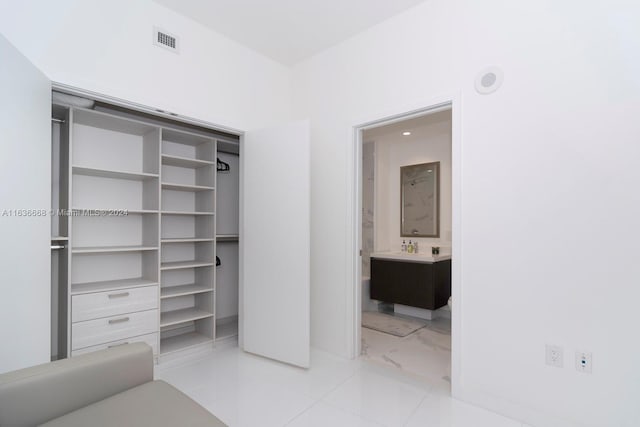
[
  {"left": 108, "top": 317, "right": 130, "bottom": 325},
  {"left": 108, "top": 341, "right": 129, "bottom": 348},
  {"left": 108, "top": 292, "right": 130, "bottom": 299}
]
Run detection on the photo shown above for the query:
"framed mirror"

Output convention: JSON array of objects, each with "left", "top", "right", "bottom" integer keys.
[{"left": 400, "top": 161, "right": 440, "bottom": 237}]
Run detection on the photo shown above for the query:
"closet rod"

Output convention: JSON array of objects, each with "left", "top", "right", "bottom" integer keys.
[
  {"left": 51, "top": 244, "right": 65, "bottom": 250},
  {"left": 217, "top": 148, "right": 239, "bottom": 156},
  {"left": 51, "top": 118, "right": 65, "bottom": 124}
]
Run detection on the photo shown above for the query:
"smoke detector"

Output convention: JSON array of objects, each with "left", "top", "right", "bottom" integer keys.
[{"left": 475, "top": 66, "right": 503, "bottom": 94}]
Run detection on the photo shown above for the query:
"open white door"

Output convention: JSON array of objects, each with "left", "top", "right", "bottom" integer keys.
[
  {"left": 241, "top": 120, "right": 310, "bottom": 368},
  {"left": 0, "top": 35, "right": 51, "bottom": 373}
]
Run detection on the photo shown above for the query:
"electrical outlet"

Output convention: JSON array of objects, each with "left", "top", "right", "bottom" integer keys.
[
  {"left": 546, "top": 345, "right": 563, "bottom": 368},
  {"left": 575, "top": 352, "right": 592, "bottom": 373}
]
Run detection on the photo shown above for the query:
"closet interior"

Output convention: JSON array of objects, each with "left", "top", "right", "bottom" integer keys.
[{"left": 50, "top": 92, "right": 240, "bottom": 362}]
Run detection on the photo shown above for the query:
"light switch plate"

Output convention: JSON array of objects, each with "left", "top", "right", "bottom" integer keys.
[{"left": 546, "top": 344, "right": 563, "bottom": 368}]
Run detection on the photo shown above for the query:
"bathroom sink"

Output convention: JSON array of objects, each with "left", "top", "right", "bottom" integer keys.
[{"left": 370, "top": 251, "right": 451, "bottom": 263}]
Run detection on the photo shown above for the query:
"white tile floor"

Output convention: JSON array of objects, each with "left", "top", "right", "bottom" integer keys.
[{"left": 156, "top": 344, "right": 526, "bottom": 427}]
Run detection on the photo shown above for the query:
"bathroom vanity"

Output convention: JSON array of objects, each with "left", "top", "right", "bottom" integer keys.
[{"left": 370, "top": 252, "right": 451, "bottom": 311}]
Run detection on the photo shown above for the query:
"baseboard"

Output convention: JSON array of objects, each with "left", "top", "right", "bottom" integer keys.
[
  {"left": 157, "top": 342, "right": 215, "bottom": 366},
  {"left": 453, "top": 385, "right": 584, "bottom": 427},
  {"left": 436, "top": 305, "right": 451, "bottom": 319}
]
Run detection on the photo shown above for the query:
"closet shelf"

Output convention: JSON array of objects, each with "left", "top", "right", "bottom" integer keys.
[
  {"left": 160, "top": 307, "right": 214, "bottom": 328},
  {"left": 73, "top": 107, "right": 160, "bottom": 136},
  {"left": 161, "top": 284, "right": 213, "bottom": 299},
  {"left": 72, "top": 245, "right": 158, "bottom": 254},
  {"left": 160, "top": 332, "right": 213, "bottom": 355},
  {"left": 160, "top": 260, "right": 215, "bottom": 270},
  {"left": 162, "top": 128, "right": 215, "bottom": 147},
  {"left": 72, "top": 166, "right": 159, "bottom": 181},
  {"left": 71, "top": 278, "right": 158, "bottom": 295},
  {"left": 161, "top": 154, "right": 214, "bottom": 168},
  {"left": 161, "top": 211, "right": 214, "bottom": 216},
  {"left": 161, "top": 238, "right": 214, "bottom": 243},
  {"left": 216, "top": 234, "right": 239, "bottom": 242},
  {"left": 161, "top": 182, "right": 214, "bottom": 192}
]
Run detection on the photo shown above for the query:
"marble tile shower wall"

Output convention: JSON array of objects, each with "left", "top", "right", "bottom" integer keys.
[{"left": 362, "top": 142, "right": 375, "bottom": 277}]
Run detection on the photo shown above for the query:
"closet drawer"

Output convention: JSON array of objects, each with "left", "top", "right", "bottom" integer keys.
[
  {"left": 72, "top": 309, "right": 158, "bottom": 350},
  {"left": 72, "top": 286, "right": 158, "bottom": 323},
  {"left": 71, "top": 332, "right": 158, "bottom": 357}
]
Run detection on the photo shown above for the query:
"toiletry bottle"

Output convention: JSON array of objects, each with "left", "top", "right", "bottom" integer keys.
[
  {"left": 414, "top": 241, "right": 419, "bottom": 254},
  {"left": 401, "top": 240, "right": 407, "bottom": 252},
  {"left": 408, "top": 240, "right": 414, "bottom": 253}
]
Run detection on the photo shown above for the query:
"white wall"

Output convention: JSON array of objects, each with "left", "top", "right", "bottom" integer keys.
[
  {"left": 0, "top": 0, "right": 291, "bottom": 131},
  {"left": 368, "top": 111, "right": 452, "bottom": 253},
  {"left": 292, "top": 0, "right": 640, "bottom": 426}
]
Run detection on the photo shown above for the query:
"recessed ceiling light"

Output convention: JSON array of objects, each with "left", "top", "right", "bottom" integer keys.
[{"left": 402, "top": 131, "right": 411, "bottom": 136}]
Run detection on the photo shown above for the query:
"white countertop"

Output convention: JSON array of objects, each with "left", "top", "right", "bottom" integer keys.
[{"left": 370, "top": 251, "right": 451, "bottom": 263}]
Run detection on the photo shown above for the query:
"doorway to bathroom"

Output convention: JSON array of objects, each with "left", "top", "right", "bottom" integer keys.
[{"left": 351, "top": 100, "right": 458, "bottom": 391}]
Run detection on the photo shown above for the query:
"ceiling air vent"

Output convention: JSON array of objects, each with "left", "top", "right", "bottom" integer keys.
[{"left": 153, "top": 27, "right": 179, "bottom": 53}]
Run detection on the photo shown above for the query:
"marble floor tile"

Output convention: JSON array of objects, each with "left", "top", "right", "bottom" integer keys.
[
  {"left": 404, "top": 393, "right": 523, "bottom": 427},
  {"left": 286, "top": 402, "right": 385, "bottom": 427},
  {"left": 271, "top": 349, "right": 361, "bottom": 399},
  {"left": 156, "top": 346, "right": 291, "bottom": 394},
  {"left": 361, "top": 316, "right": 452, "bottom": 386},
  {"left": 157, "top": 346, "right": 358, "bottom": 401},
  {"left": 189, "top": 380, "right": 315, "bottom": 427},
  {"left": 321, "top": 367, "right": 430, "bottom": 427},
  {"left": 155, "top": 343, "right": 525, "bottom": 427}
]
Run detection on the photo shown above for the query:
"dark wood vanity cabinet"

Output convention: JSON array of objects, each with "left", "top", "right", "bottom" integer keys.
[{"left": 370, "top": 258, "right": 451, "bottom": 310}]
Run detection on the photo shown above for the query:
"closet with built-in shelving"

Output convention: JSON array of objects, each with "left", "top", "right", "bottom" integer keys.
[
  {"left": 50, "top": 93, "right": 240, "bottom": 362},
  {"left": 4, "top": 40, "right": 310, "bottom": 372}
]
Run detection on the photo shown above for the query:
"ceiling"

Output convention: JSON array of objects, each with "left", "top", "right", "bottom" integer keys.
[
  {"left": 154, "top": 0, "right": 429, "bottom": 66},
  {"left": 363, "top": 109, "right": 452, "bottom": 141}
]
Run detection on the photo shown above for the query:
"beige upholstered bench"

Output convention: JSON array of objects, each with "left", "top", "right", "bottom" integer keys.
[{"left": 0, "top": 343, "right": 226, "bottom": 427}]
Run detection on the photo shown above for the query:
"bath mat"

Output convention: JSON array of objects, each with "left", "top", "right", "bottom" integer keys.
[{"left": 362, "top": 311, "right": 426, "bottom": 337}]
